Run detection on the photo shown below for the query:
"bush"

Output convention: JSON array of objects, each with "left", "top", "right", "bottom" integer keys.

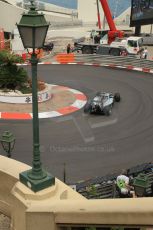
[
  {"left": 0, "top": 50, "right": 29, "bottom": 90},
  {"left": 19, "top": 86, "right": 32, "bottom": 94}
]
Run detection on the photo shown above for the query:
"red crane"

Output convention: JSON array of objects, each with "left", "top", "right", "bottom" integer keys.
[{"left": 98, "top": 0, "right": 124, "bottom": 44}]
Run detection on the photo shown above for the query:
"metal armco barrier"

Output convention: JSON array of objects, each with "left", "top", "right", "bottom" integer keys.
[{"left": 73, "top": 54, "right": 153, "bottom": 70}]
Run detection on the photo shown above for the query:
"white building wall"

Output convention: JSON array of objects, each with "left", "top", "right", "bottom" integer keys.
[
  {"left": 11, "top": 29, "right": 24, "bottom": 53},
  {"left": 78, "top": 0, "right": 104, "bottom": 25},
  {"left": 0, "top": 1, "right": 24, "bottom": 33},
  {"left": 42, "top": 2, "right": 77, "bottom": 16},
  {"left": 6, "top": 0, "right": 77, "bottom": 16},
  {"left": 0, "top": 1, "right": 80, "bottom": 33},
  {"left": 115, "top": 7, "right": 131, "bottom": 25},
  {"left": 115, "top": 7, "right": 153, "bottom": 33}
]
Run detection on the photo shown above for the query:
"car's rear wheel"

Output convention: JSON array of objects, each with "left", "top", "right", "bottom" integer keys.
[
  {"left": 114, "top": 93, "right": 121, "bottom": 102},
  {"left": 82, "top": 46, "right": 93, "bottom": 54},
  {"left": 84, "top": 102, "right": 92, "bottom": 113},
  {"left": 110, "top": 48, "right": 120, "bottom": 56},
  {"left": 103, "top": 106, "right": 112, "bottom": 116}
]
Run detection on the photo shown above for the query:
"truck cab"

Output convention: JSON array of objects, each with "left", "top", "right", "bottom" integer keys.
[
  {"left": 110, "top": 36, "right": 143, "bottom": 55},
  {"left": 89, "top": 29, "right": 109, "bottom": 44}
]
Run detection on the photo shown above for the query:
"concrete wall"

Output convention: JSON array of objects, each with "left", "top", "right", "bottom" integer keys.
[
  {"left": 6, "top": 0, "right": 77, "bottom": 16},
  {"left": 78, "top": 0, "right": 104, "bottom": 25},
  {"left": 40, "top": 2, "right": 77, "bottom": 16},
  {"left": 115, "top": 7, "right": 131, "bottom": 25},
  {"left": 0, "top": 155, "right": 85, "bottom": 230},
  {"left": 0, "top": 155, "right": 153, "bottom": 229},
  {"left": 0, "top": 1, "right": 80, "bottom": 33},
  {"left": 0, "top": 1, "right": 24, "bottom": 33},
  {"left": 115, "top": 7, "right": 153, "bottom": 33}
]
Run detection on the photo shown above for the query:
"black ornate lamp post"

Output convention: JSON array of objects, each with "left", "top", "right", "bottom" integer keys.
[
  {"left": 17, "top": 0, "right": 55, "bottom": 192},
  {"left": 0, "top": 131, "right": 15, "bottom": 158}
]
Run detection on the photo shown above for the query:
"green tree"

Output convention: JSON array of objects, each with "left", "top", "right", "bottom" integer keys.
[{"left": 0, "top": 50, "right": 29, "bottom": 91}]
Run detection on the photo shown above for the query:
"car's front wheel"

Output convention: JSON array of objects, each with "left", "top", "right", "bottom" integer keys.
[
  {"left": 110, "top": 48, "right": 120, "bottom": 56},
  {"left": 103, "top": 106, "right": 112, "bottom": 116},
  {"left": 84, "top": 102, "right": 92, "bottom": 113}
]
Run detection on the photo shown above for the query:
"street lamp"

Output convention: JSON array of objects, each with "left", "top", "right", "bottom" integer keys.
[
  {"left": 0, "top": 131, "right": 15, "bottom": 158},
  {"left": 17, "top": 0, "right": 55, "bottom": 192}
]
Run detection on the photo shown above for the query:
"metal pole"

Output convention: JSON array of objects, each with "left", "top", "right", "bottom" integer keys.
[
  {"left": 63, "top": 163, "right": 66, "bottom": 183},
  {"left": 19, "top": 50, "right": 55, "bottom": 191},
  {"left": 96, "top": 0, "right": 102, "bottom": 29},
  {"left": 135, "top": 25, "right": 141, "bottom": 36},
  {"left": 18, "top": 0, "right": 55, "bottom": 192},
  {"left": 8, "top": 143, "right": 11, "bottom": 158},
  {"left": 28, "top": 52, "right": 47, "bottom": 180},
  {"left": 150, "top": 24, "right": 153, "bottom": 34},
  {"left": 103, "top": 15, "right": 106, "bottom": 30}
]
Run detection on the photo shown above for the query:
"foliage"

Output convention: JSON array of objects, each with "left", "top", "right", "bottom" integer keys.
[
  {"left": 86, "top": 185, "right": 97, "bottom": 197},
  {"left": 19, "top": 86, "right": 32, "bottom": 94},
  {"left": 0, "top": 50, "right": 23, "bottom": 65},
  {"left": 86, "top": 227, "right": 96, "bottom": 230},
  {"left": 0, "top": 50, "right": 29, "bottom": 90}
]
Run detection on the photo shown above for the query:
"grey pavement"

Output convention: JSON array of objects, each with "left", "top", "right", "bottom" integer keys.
[
  {"left": 147, "top": 46, "right": 153, "bottom": 59},
  {"left": 1, "top": 65, "right": 153, "bottom": 184}
]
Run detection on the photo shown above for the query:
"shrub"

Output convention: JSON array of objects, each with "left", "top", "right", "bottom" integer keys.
[
  {"left": 19, "top": 86, "right": 32, "bottom": 94},
  {"left": 0, "top": 50, "right": 29, "bottom": 90}
]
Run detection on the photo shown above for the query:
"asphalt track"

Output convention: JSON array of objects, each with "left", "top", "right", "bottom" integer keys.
[{"left": 1, "top": 64, "right": 153, "bottom": 183}]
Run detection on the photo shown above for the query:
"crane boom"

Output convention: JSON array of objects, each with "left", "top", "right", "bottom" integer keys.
[
  {"left": 99, "top": 0, "right": 124, "bottom": 44},
  {"left": 99, "top": 0, "right": 116, "bottom": 31}
]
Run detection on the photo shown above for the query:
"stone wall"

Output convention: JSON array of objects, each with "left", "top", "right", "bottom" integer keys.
[{"left": 0, "top": 155, "right": 153, "bottom": 229}]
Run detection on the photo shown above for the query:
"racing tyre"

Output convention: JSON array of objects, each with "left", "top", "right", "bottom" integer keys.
[
  {"left": 96, "top": 91, "right": 101, "bottom": 96},
  {"left": 103, "top": 106, "right": 112, "bottom": 116},
  {"left": 114, "top": 93, "right": 121, "bottom": 102},
  {"left": 110, "top": 48, "right": 120, "bottom": 56},
  {"left": 84, "top": 102, "right": 92, "bottom": 113},
  {"left": 82, "top": 46, "right": 93, "bottom": 54}
]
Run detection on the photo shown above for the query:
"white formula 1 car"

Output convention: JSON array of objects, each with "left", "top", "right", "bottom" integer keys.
[{"left": 84, "top": 92, "right": 121, "bottom": 116}]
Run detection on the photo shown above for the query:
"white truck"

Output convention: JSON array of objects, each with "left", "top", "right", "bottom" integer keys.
[{"left": 74, "top": 36, "right": 143, "bottom": 56}]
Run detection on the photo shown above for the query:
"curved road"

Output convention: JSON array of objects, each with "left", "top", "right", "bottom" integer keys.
[{"left": 1, "top": 64, "right": 153, "bottom": 183}]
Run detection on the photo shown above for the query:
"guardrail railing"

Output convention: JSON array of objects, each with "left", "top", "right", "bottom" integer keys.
[{"left": 74, "top": 54, "right": 153, "bottom": 70}]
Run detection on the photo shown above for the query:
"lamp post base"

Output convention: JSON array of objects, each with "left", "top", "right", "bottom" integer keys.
[{"left": 19, "top": 169, "right": 55, "bottom": 192}]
